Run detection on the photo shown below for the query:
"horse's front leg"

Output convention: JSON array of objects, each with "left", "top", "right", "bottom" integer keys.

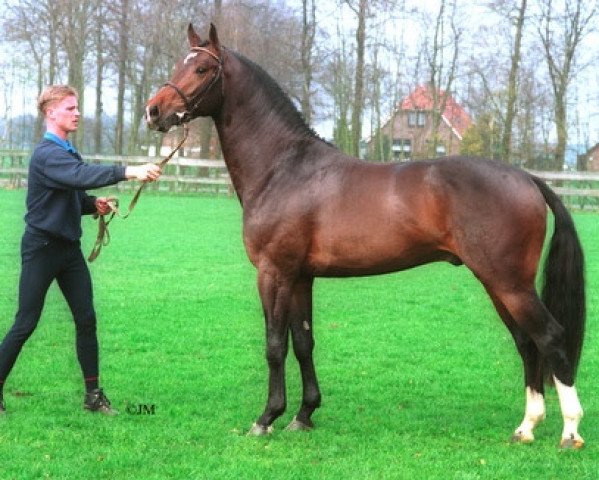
[
  {"left": 287, "top": 276, "right": 321, "bottom": 431},
  {"left": 248, "top": 268, "right": 292, "bottom": 435}
]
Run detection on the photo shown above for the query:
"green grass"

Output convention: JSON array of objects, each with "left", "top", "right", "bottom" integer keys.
[{"left": 0, "top": 188, "right": 598, "bottom": 479}]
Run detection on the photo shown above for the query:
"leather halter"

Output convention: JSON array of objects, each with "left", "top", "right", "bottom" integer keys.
[{"left": 162, "top": 47, "right": 223, "bottom": 117}]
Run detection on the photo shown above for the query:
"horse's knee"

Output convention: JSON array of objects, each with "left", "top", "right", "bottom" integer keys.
[{"left": 266, "top": 340, "right": 288, "bottom": 367}]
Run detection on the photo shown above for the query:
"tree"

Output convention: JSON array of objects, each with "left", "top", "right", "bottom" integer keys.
[
  {"left": 501, "top": 0, "right": 528, "bottom": 164},
  {"left": 460, "top": 113, "right": 502, "bottom": 159},
  {"left": 111, "top": 0, "right": 129, "bottom": 155},
  {"left": 423, "top": 0, "right": 462, "bottom": 158},
  {"left": 330, "top": 23, "right": 354, "bottom": 154},
  {"left": 93, "top": 1, "right": 107, "bottom": 153},
  {"left": 300, "top": 0, "right": 317, "bottom": 124},
  {"left": 3, "top": 0, "right": 62, "bottom": 141},
  {"left": 538, "top": 0, "right": 596, "bottom": 170},
  {"left": 59, "top": 0, "right": 94, "bottom": 148},
  {"left": 346, "top": 0, "right": 367, "bottom": 157},
  {"left": 365, "top": 1, "right": 408, "bottom": 162}
]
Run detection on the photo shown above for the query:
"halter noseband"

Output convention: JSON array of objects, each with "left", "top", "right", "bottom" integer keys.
[{"left": 163, "top": 47, "right": 223, "bottom": 118}]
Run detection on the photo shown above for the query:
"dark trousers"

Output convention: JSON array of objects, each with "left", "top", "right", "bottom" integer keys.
[{"left": 0, "top": 231, "right": 98, "bottom": 386}]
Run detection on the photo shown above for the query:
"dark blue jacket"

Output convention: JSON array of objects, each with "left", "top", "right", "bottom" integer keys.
[{"left": 25, "top": 139, "right": 127, "bottom": 241}]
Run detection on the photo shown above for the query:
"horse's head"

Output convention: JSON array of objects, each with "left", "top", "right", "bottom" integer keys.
[{"left": 146, "top": 23, "right": 223, "bottom": 132}]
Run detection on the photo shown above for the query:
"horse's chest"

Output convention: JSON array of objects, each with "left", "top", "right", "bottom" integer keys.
[{"left": 242, "top": 215, "right": 312, "bottom": 270}]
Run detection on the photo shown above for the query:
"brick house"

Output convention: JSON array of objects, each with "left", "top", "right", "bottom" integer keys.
[
  {"left": 373, "top": 85, "right": 472, "bottom": 161},
  {"left": 585, "top": 143, "right": 599, "bottom": 171}
]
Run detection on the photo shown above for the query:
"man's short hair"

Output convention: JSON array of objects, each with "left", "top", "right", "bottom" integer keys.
[{"left": 38, "top": 85, "right": 78, "bottom": 116}]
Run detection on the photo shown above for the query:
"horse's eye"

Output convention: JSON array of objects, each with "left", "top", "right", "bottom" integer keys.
[{"left": 196, "top": 67, "right": 207, "bottom": 75}]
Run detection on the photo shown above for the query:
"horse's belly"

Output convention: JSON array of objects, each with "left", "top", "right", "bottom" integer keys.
[{"left": 307, "top": 233, "right": 446, "bottom": 277}]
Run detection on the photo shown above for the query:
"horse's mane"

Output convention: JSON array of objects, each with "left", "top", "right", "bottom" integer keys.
[{"left": 230, "top": 49, "right": 326, "bottom": 142}]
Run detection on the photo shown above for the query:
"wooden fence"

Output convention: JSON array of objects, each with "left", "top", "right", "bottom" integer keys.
[
  {"left": 0, "top": 150, "right": 233, "bottom": 196},
  {"left": 527, "top": 170, "right": 599, "bottom": 210},
  {"left": 2, "top": 150, "right": 599, "bottom": 209}
]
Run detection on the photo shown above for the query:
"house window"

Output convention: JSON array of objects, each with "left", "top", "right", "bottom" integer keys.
[
  {"left": 436, "top": 144, "right": 446, "bottom": 156},
  {"left": 408, "top": 111, "right": 417, "bottom": 127},
  {"left": 407, "top": 111, "right": 426, "bottom": 127},
  {"left": 392, "top": 138, "right": 412, "bottom": 160}
]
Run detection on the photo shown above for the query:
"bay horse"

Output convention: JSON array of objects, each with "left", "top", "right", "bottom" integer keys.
[{"left": 145, "top": 24, "right": 586, "bottom": 448}]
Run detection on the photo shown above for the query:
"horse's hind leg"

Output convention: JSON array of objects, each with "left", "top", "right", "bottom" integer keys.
[
  {"left": 487, "top": 291, "right": 546, "bottom": 443},
  {"left": 287, "top": 276, "right": 321, "bottom": 431},
  {"left": 489, "top": 287, "right": 584, "bottom": 448}
]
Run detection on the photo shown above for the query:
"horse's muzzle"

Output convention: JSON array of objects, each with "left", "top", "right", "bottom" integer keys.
[{"left": 145, "top": 104, "right": 183, "bottom": 132}]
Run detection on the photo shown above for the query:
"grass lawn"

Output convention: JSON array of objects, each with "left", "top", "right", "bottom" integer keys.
[{"left": 0, "top": 188, "right": 597, "bottom": 479}]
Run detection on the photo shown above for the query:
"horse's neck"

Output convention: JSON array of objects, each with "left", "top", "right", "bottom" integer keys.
[{"left": 212, "top": 55, "right": 311, "bottom": 205}]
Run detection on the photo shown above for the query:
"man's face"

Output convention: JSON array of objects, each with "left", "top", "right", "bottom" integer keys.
[{"left": 47, "top": 95, "right": 80, "bottom": 135}]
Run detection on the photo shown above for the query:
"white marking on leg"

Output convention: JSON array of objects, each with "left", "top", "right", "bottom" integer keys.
[
  {"left": 514, "top": 387, "right": 545, "bottom": 442},
  {"left": 554, "top": 376, "right": 584, "bottom": 446},
  {"left": 303, "top": 320, "right": 310, "bottom": 331}
]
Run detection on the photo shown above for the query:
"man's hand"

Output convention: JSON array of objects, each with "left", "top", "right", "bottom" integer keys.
[
  {"left": 125, "top": 163, "right": 162, "bottom": 182},
  {"left": 95, "top": 196, "right": 118, "bottom": 215}
]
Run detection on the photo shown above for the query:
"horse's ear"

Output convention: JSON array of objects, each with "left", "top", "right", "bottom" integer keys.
[
  {"left": 188, "top": 23, "right": 201, "bottom": 48},
  {"left": 209, "top": 23, "right": 222, "bottom": 55}
]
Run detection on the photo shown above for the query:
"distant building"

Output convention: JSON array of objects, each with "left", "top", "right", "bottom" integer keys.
[
  {"left": 371, "top": 85, "right": 472, "bottom": 161},
  {"left": 585, "top": 143, "right": 599, "bottom": 171}
]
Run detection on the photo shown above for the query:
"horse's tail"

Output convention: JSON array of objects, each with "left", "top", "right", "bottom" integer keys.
[{"left": 531, "top": 175, "right": 586, "bottom": 382}]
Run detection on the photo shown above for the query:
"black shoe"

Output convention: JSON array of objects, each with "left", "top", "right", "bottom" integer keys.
[{"left": 84, "top": 388, "right": 118, "bottom": 416}]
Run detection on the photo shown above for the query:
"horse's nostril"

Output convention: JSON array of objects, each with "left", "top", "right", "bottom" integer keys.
[{"left": 149, "top": 105, "right": 159, "bottom": 118}]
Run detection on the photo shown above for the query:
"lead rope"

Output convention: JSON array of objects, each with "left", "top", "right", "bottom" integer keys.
[{"left": 88, "top": 123, "right": 189, "bottom": 262}]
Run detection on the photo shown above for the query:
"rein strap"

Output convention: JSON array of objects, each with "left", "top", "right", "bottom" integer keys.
[{"left": 88, "top": 123, "right": 189, "bottom": 262}]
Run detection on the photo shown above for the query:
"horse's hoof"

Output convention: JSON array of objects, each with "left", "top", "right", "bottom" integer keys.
[
  {"left": 560, "top": 436, "right": 585, "bottom": 450},
  {"left": 510, "top": 431, "right": 534, "bottom": 444},
  {"left": 247, "top": 422, "right": 274, "bottom": 436},
  {"left": 285, "top": 416, "right": 313, "bottom": 432}
]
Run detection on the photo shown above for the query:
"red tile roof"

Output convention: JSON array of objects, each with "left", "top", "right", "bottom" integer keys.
[{"left": 400, "top": 85, "right": 472, "bottom": 138}]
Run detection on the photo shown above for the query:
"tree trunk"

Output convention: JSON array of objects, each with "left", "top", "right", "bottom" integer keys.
[
  {"left": 128, "top": 81, "right": 145, "bottom": 154},
  {"left": 300, "top": 0, "right": 316, "bottom": 124},
  {"left": 63, "top": 0, "right": 89, "bottom": 149},
  {"left": 94, "top": 4, "right": 104, "bottom": 154},
  {"left": 502, "top": 0, "right": 527, "bottom": 164},
  {"left": 351, "top": 0, "right": 366, "bottom": 158},
  {"left": 115, "top": 0, "right": 129, "bottom": 155},
  {"left": 554, "top": 94, "right": 567, "bottom": 170},
  {"left": 33, "top": 48, "right": 44, "bottom": 141}
]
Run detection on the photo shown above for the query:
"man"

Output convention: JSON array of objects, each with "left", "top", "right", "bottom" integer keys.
[{"left": 0, "top": 85, "right": 162, "bottom": 415}]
